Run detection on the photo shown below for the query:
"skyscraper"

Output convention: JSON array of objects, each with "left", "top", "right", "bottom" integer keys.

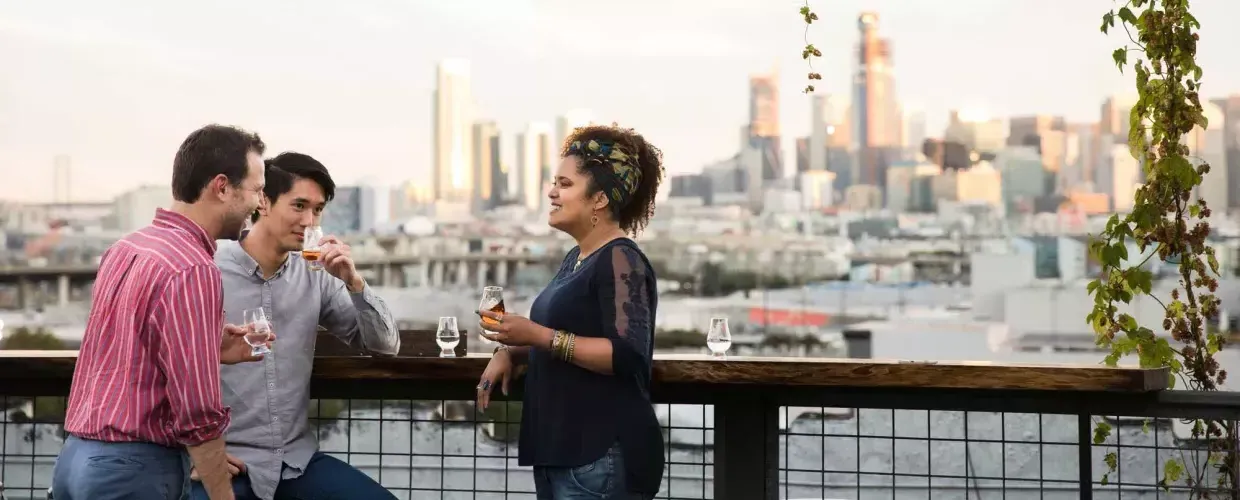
[
  {"left": 432, "top": 59, "right": 474, "bottom": 204},
  {"left": 747, "top": 69, "right": 783, "bottom": 181},
  {"left": 554, "top": 109, "right": 594, "bottom": 154},
  {"left": 517, "top": 122, "right": 553, "bottom": 212},
  {"left": 852, "top": 12, "right": 902, "bottom": 189},
  {"left": 471, "top": 121, "right": 502, "bottom": 212}
]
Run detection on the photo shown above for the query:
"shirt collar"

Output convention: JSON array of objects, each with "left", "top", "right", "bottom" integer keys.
[
  {"left": 218, "top": 233, "right": 292, "bottom": 280},
  {"left": 152, "top": 208, "right": 216, "bottom": 255}
]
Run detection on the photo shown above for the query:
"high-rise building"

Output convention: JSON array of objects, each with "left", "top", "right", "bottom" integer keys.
[
  {"left": 902, "top": 107, "right": 926, "bottom": 152},
  {"left": 852, "top": 12, "right": 902, "bottom": 189},
  {"left": 1210, "top": 95, "right": 1240, "bottom": 211},
  {"left": 1187, "top": 102, "right": 1227, "bottom": 213},
  {"left": 432, "top": 59, "right": 474, "bottom": 204},
  {"left": 1100, "top": 93, "right": 1139, "bottom": 144},
  {"left": 517, "top": 122, "right": 553, "bottom": 211},
  {"left": 471, "top": 121, "right": 502, "bottom": 213},
  {"left": 808, "top": 94, "right": 834, "bottom": 173},
  {"left": 1008, "top": 115, "right": 1068, "bottom": 193},
  {"left": 554, "top": 109, "right": 594, "bottom": 155},
  {"left": 747, "top": 69, "right": 783, "bottom": 181}
]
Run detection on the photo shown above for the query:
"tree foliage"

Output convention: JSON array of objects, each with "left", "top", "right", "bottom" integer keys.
[
  {"left": 1093, "top": 0, "right": 1235, "bottom": 494},
  {"left": 0, "top": 326, "right": 65, "bottom": 350}
]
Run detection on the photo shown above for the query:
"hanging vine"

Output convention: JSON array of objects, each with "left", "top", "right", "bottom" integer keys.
[
  {"left": 1091, "top": 0, "right": 1236, "bottom": 496},
  {"left": 800, "top": 2, "right": 821, "bottom": 93}
]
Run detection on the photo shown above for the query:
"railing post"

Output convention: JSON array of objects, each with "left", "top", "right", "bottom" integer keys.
[
  {"left": 714, "top": 392, "right": 779, "bottom": 500},
  {"left": 1077, "top": 413, "right": 1093, "bottom": 500}
]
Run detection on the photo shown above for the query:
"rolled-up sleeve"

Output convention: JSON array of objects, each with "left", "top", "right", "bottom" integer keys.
[
  {"left": 595, "top": 245, "right": 655, "bottom": 383},
  {"left": 319, "top": 279, "right": 400, "bottom": 356},
  {"left": 151, "top": 264, "right": 231, "bottom": 446}
]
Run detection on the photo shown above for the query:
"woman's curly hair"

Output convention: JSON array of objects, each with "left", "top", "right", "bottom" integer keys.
[{"left": 560, "top": 124, "right": 664, "bottom": 235}]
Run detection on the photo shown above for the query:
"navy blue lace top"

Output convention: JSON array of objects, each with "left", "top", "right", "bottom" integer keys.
[{"left": 520, "top": 237, "right": 664, "bottom": 494}]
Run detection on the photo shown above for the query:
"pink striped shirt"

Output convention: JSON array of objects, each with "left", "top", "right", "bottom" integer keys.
[{"left": 64, "top": 208, "right": 231, "bottom": 447}]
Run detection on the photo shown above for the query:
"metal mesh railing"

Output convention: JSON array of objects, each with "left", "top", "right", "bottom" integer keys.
[
  {"left": 778, "top": 407, "right": 1236, "bottom": 499},
  {"left": 2, "top": 396, "right": 1236, "bottom": 499},
  {"left": 0, "top": 397, "right": 715, "bottom": 500}
]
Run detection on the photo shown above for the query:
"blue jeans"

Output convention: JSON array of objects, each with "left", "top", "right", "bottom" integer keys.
[
  {"left": 51, "top": 434, "right": 192, "bottom": 500},
  {"left": 188, "top": 452, "right": 395, "bottom": 500},
  {"left": 533, "top": 445, "right": 651, "bottom": 500}
]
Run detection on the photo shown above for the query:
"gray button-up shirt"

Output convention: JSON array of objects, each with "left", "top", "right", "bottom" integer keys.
[{"left": 214, "top": 240, "right": 400, "bottom": 500}]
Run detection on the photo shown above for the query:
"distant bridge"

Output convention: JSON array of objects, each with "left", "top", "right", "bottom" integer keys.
[{"left": 0, "top": 253, "right": 564, "bottom": 310}]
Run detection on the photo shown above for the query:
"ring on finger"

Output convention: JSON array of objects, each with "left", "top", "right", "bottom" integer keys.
[{"left": 479, "top": 380, "right": 491, "bottom": 391}]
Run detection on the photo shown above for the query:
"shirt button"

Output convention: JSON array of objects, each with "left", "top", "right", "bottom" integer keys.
[
  {"left": 273, "top": 416, "right": 279, "bottom": 422},
  {"left": 276, "top": 449, "right": 283, "bottom": 455},
  {"left": 268, "top": 382, "right": 275, "bottom": 389}
]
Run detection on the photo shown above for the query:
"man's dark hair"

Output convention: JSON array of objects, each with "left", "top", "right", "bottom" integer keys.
[
  {"left": 171, "top": 124, "right": 266, "bottom": 203},
  {"left": 251, "top": 152, "right": 337, "bottom": 222}
]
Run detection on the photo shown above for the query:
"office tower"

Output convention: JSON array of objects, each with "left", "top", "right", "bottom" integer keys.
[
  {"left": 517, "top": 122, "right": 553, "bottom": 211},
  {"left": 852, "top": 12, "right": 902, "bottom": 189},
  {"left": 432, "top": 59, "right": 474, "bottom": 204}
]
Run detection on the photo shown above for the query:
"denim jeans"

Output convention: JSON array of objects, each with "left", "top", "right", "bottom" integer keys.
[
  {"left": 188, "top": 452, "right": 395, "bottom": 500},
  {"left": 51, "top": 434, "right": 192, "bottom": 500},
  {"left": 533, "top": 445, "right": 652, "bottom": 500}
]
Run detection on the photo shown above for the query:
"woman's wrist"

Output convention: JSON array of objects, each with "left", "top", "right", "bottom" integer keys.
[{"left": 539, "top": 326, "right": 557, "bottom": 351}]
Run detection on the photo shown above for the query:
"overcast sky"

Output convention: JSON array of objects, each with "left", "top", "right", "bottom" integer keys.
[{"left": 2, "top": 0, "right": 1240, "bottom": 202}]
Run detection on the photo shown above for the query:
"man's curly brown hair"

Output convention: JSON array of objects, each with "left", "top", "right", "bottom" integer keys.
[{"left": 560, "top": 124, "right": 664, "bottom": 235}]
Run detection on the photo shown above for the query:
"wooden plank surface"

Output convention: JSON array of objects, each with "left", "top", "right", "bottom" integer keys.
[{"left": 0, "top": 351, "right": 1169, "bottom": 392}]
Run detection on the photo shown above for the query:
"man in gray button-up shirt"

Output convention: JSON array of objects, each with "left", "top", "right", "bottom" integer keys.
[{"left": 189, "top": 152, "right": 400, "bottom": 500}]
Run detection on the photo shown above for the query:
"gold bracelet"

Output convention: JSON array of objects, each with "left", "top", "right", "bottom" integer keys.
[
  {"left": 564, "top": 333, "right": 576, "bottom": 362},
  {"left": 550, "top": 330, "right": 566, "bottom": 358},
  {"left": 551, "top": 330, "right": 574, "bottom": 361},
  {"left": 557, "top": 332, "right": 570, "bottom": 361}
]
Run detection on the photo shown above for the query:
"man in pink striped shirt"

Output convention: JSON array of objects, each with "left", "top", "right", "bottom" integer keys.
[{"left": 52, "top": 124, "right": 271, "bottom": 500}]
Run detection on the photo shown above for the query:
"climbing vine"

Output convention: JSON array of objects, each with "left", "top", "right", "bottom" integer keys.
[
  {"left": 1091, "top": 0, "right": 1235, "bottom": 496},
  {"left": 800, "top": 2, "right": 821, "bottom": 93}
]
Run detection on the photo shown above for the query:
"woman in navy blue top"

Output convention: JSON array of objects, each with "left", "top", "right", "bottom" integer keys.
[{"left": 475, "top": 124, "right": 665, "bottom": 499}]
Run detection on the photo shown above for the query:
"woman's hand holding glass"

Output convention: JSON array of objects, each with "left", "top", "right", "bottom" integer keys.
[{"left": 475, "top": 309, "right": 553, "bottom": 348}]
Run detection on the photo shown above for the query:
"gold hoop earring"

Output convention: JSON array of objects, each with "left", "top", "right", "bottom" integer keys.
[{"left": 590, "top": 214, "right": 599, "bottom": 227}]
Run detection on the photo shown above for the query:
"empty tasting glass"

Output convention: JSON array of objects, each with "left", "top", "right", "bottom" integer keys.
[
  {"left": 437, "top": 316, "right": 461, "bottom": 358},
  {"left": 242, "top": 307, "right": 273, "bottom": 356},
  {"left": 705, "top": 317, "right": 732, "bottom": 359},
  {"left": 302, "top": 225, "right": 324, "bottom": 271}
]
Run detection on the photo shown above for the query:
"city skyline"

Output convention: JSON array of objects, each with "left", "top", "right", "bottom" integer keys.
[{"left": 5, "top": 0, "right": 1240, "bottom": 202}]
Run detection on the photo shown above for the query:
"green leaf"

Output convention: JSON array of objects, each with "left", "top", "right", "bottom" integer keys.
[
  {"left": 1129, "top": 268, "right": 1154, "bottom": 294},
  {"left": 1100, "top": 11, "right": 1115, "bottom": 33},
  {"left": 1162, "top": 457, "right": 1185, "bottom": 485},
  {"left": 1208, "top": 334, "right": 1223, "bottom": 355},
  {"left": 1093, "top": 421, "right": 1113, "bottom": 445},
  {"left": 1112, "top": 48, "right": 1128, "bottom": 71},
  {"left": 1117, "top": 7, "right": 1138, "bottom": 25},
  {"left": 1169, "top": 300, "right": 1186, "bottom": 319},
  {"left": 1184, "top": 11, "right": 1201, "bottom": 28},
  {"left": 1105, "top": 452, "right": 1118, "bottom": 471}
]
